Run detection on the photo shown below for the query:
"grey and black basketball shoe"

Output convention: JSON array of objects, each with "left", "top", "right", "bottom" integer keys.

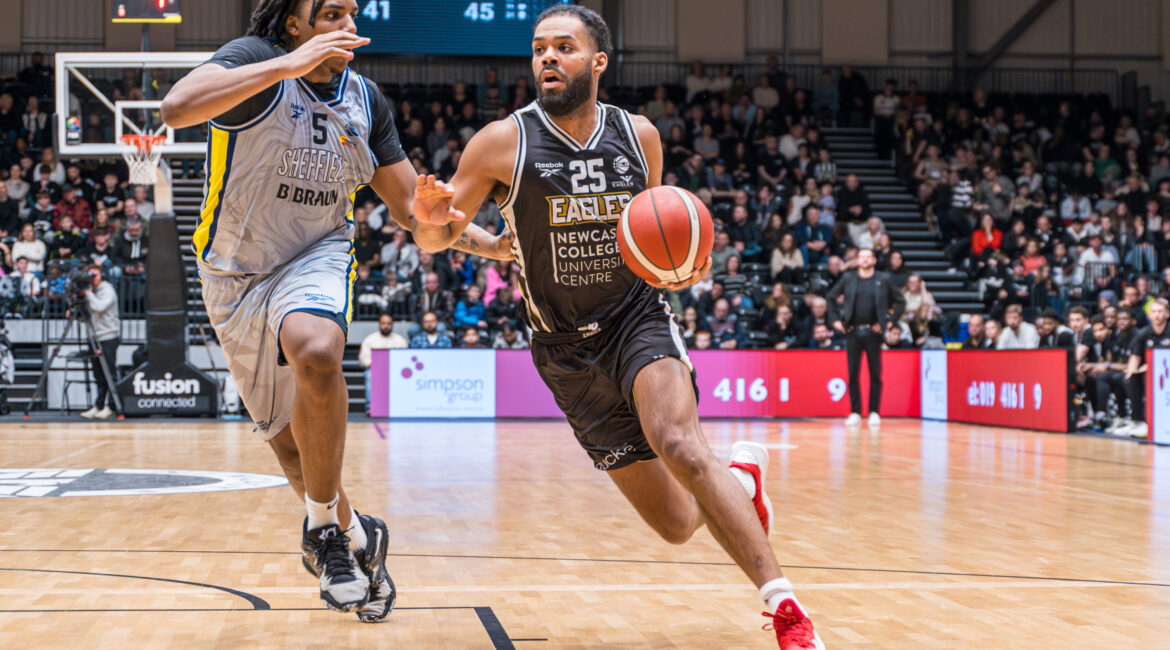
[
  {"left": 353, "top": 513, "right": 396, "bottom": 623},
  {"left": 301, "top": 521, "right": 370, "bottom": 612},
  {"left": 300, "top": 514, "right": 395, "bottom": 622}
]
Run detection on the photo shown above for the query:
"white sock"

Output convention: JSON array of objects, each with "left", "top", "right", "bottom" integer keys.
[
  {"left": 729, "top": 466, "right": 758, "bottom": 500},
  {"left": 761, "top": 577, "right": 795, "bottom": 613},
  {"left": 345, "top": 508, "right": 367, "bottom": 552},
  {"left": 306, "top": 493, "right": 340, "bottom": 529}
]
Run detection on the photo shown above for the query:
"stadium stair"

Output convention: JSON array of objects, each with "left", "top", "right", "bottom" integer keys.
[
  {"left": 170, "top": 160, "right": 367, "bottom": 413},
  {"left": 5, "top": 341, "right": 59, "bottom": 413},
  {"left": 821, "top": 127, "right": 983, "bottom": 313}
]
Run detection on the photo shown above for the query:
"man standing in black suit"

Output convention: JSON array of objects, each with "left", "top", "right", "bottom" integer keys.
[{"left": 826, "top": 248, "right": 906, "bottom": 429}]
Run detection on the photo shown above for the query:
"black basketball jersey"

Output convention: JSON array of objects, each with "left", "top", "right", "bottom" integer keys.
[{"left": 499, "top": 102, "right": 656, "bottom": 335}]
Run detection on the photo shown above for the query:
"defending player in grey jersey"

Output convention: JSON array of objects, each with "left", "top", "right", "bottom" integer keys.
[{"left": 161, "top": 0, "right": 507, "bottom": 623}]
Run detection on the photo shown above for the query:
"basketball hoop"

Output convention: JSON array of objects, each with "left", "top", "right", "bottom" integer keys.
[{"left": 120, "top": 134, "right": 168, "bottom": 186}]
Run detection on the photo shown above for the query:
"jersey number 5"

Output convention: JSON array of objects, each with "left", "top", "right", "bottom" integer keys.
[
  {"left": 312, "top": 113, "right": 328, "bottom": 145},
  {"left": 569, "top": 158, "right": 606, "bottom": 194}
]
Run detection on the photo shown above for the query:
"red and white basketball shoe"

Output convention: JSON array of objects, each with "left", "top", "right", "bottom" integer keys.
[
  {"left": 763, "top": 598, "right": 826, "bottom": 650},
  {"left": 729, "top": 441, "right": 774, "bottom": 537}
]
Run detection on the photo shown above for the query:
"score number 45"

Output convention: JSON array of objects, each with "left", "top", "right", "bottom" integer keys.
[
  {"left": 712, "top": 377, "right": 848, "bottom": 403},
  {"left": 362, "top": 2, "right": 507, "bottom": 22}
]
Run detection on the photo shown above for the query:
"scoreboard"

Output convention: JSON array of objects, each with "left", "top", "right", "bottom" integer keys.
[
  {"left": 355, "top": 0, "right": 573, "bottom": 56},
  {"left": 113, "top": 0, "right": 182, "bottom": 23}
]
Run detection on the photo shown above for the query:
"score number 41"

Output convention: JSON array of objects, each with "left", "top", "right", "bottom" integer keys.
[
  {"left": 711, "top": 378, "right": 848, "bottom": 403},
  {"left": 363, "top": 2, "right": 526, "bottom": 23}
]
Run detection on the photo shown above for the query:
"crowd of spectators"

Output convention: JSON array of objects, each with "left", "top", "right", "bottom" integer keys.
[
  {"left": 0, "top": 53, "right": 151, "bottom": 318},
  {"left": 8, "top": 51, "right": 1170, "bottom": 432},
  {"left": 343, "top": 60, "right": 1170, "bottom": 434}
]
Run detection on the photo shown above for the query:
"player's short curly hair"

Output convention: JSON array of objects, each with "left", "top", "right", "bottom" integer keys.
[
  {"left": 247, "top": 0, "right": 325, "bottom": 43},
  {"left": 535, "top": 4, "right": 612, "bottom": 56}
]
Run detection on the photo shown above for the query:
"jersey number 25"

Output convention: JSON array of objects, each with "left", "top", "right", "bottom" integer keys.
[{"left": 569, "top": 158, "right": 606, "bottom": 194}]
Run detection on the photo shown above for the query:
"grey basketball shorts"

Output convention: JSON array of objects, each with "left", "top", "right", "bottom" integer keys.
[{"left": 199, "top": 238, "right": 356, "bottom": 440}]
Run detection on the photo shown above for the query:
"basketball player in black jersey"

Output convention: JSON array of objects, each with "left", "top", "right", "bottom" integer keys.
[{"left": 410, "top": 6, "right": 823, "bottom": 648}]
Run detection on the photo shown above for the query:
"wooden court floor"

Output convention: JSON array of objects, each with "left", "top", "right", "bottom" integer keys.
[{"left": 2, "top": 417, "right": 1170, "bottom": 648}]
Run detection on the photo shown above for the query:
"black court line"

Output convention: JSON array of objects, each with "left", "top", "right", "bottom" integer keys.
[
  {"left": 1, "top": 547, "right": 737, "bottom": 567},
  {"left": 0, "top": 567, "right": 270, "bottom": 609},
  {"left": 475, "top": 606, "right": 515, "bottom": 650},
  {"left": 5, "top": 549, "right": 1170, "bottom": 589},
  {"left": 0, "top": 599, "right": 518, "bottom": 649}
]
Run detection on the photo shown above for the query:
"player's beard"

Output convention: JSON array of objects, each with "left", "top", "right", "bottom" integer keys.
[
  {"left": 324, "top": 55, "right": 349, "bottom": 75},
  {"left": 537, "top": 68, "right": 594, "bottom": 117}
]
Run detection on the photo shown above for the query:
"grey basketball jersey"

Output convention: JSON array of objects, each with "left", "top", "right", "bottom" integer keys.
[{"left": 194, "top": 67, "right": 378, "bottom": 275}]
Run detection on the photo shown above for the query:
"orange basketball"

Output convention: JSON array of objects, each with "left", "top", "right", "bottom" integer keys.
[{"left": 617, "top": 186, "right": 714, "bottom": 285}]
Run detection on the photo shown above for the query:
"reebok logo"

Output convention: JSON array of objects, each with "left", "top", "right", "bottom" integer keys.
[{"left": 535, "top": 161, "right": 563, "bottom": 177}]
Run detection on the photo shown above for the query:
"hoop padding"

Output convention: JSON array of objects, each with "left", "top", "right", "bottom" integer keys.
[{"left": 121, "top": 135, "right": 167, "bottom": 186}]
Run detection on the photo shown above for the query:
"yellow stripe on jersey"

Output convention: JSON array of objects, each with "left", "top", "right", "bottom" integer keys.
[
  {"left": 344, "top": 245, "right": 358, "bottom": 325},
  {"left": 345, "top": 188, "right": 359, "bottom": 225},
  {"left": 193, "top": 127, "right": 233, "bottom": 261}
]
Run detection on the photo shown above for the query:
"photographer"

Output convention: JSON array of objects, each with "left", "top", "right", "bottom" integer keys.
[{"left": 75, "top": 264, "right": 120, "bottom": 419}]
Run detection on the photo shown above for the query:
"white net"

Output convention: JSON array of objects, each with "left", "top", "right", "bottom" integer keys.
[{"left": 120, "top": 135, "right": 166, "bottom": 186}]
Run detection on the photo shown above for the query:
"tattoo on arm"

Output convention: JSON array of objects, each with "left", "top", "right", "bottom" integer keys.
[{"left": 456, "top": 231, "right": 480, "bottom": 251}]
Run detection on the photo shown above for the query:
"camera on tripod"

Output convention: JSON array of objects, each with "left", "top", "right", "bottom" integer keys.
[{"left": 64, "top": 267, "right": 96, "bottom": 307}]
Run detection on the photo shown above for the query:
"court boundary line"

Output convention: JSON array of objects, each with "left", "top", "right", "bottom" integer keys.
[
  {"left": 0, "top": 567, "right": 270, "bottom": 609},
  {"left": 0, "top": 583, "right": 520, "bottom": 649},
  {"left": 4, "top": 550, "right": 1169, "bottom": 589}
]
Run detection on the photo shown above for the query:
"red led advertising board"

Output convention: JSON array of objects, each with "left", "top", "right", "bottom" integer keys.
[
  {"left": 689, "top": 350, "right": 920, "bottom": 418},
  {"left": 944, "top": 350, "right": 1071, "bottom": 432}
]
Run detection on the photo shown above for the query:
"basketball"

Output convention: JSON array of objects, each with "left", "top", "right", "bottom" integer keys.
[{"left": 617, "top": 186, "right": 714, "bottom": 285}]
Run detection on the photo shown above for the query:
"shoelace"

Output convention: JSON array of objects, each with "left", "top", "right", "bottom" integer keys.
[
  {"left": 316, "top": 533, "right": 356, "bottom": 577},
  {"left": 762, "top": 609, "right": 815, "bottom": 645}
]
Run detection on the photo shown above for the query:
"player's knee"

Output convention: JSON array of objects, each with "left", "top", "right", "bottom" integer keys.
[
  {"left": 655, "top": 427, "right": 710, "bottom": 481},
  {"left": 287, "top": 340, "right": 343, "bottom": 381},
  {"left": 656, "top": 526, "right": 693, "bottom": 545},
  {"left": 653, "top": 518, "right": 697, "bottom": 545}
]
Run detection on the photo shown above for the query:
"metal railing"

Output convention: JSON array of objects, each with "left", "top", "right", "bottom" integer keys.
[{"left": 10, "top": 275, "right": 149, "bottom": 345}]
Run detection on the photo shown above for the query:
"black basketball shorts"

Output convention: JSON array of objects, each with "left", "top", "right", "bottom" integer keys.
[{"left": 531, "top": 298, "right": 698, "bottom": 471}]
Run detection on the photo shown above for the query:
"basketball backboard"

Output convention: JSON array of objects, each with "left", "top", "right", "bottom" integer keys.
[{"left": 55, "top": 51, "right": 212, "bottom": 158}]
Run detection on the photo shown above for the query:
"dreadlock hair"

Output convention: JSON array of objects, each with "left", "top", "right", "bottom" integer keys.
[
  {"left": 247, "top": 0, "right": 324, "bottom": 44},
  {"left": 535, "top": 4, "right": 612, "bottom": 56}
]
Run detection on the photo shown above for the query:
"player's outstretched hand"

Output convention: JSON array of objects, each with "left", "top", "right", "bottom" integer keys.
[
  {"left": 649, "top": 256, "right": 712, "bottom": 292},
  {"left": 412, "top": 175, "right": 467, "bottom": 227},
  {"left": 278, "top": 31, "right": 370, "bottom": 80}
]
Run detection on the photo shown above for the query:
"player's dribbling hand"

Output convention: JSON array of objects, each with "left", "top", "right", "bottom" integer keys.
[
  {"left": 489, "top": 231, "right": 517, "bottom": 261},
  {"left": 648, "top": 256, "right": 712, "bottom": 292},
  {"left": 412, "top": 175, "right": 466, "bottom": 227},
  {"left": 279, "top": 31, "right": 370, "bottom": 79}
]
